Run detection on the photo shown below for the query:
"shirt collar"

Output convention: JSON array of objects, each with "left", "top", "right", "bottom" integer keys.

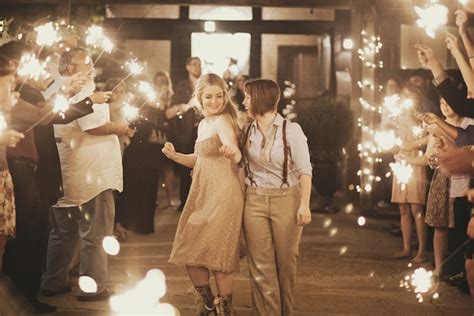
[{"left": 250, "top": 113, "right": 284, "bottom": 130}]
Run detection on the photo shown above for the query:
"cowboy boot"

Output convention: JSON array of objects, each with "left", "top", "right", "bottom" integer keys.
[
  {"left": 194, "top": 284, "right": 216, "bottom": 316},
  {"left": 214, "top": 294, "right": 234, "bottom": 316}
]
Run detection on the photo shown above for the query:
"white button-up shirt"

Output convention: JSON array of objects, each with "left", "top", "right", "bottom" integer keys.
[
  {"left": 53, "top": 102, "right": 123, "bottom": 207},
  {"left": 244, "top": 114, "right": 312, "bottom": 188}
]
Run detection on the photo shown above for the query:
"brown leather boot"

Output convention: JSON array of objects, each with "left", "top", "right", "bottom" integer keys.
[
  {"left": 214, "top": 294, "right": 233, "bottom": 316},
  {"left": 194, "top": 284, "right": 216, "bottom": 316}
]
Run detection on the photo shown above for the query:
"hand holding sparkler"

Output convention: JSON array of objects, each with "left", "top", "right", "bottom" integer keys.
[
  {"left": 445, "top": 32, "right": 461, "bottom": 55},
  {"left": 0, "top": 130, "right": 24, "bottom": 147},
  {"left": 455, "top": 10, "right": 468, "bottom": 36},
  {"left": 90, "top": 91, "right": 112, "bottom": 104},
  {"left": 438, "top": 139, "right": 474, "bottom": 175},
  {"left": 415, "top": 44, "right": 438, "bottom": 68},
  {"left": 418, "top": 112, "right": 441, "bottom": 125}
]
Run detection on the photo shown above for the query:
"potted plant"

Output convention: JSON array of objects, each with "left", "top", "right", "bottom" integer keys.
[{"left": 297, "top": 95, "right": 354, "bottom": 213}]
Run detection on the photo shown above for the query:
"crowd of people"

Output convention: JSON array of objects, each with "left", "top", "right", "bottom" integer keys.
[{"left": 373, "top": 9, "right": 474, "bottom": 300}]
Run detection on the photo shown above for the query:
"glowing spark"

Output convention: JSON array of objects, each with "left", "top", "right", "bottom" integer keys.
[
  {"left": 374, "top": 130, "right": 402, "bottom": 151},
  {"left": 121, "top": 101, "right": 139, "bottom": 122},
  {"left": 0, "top": 113, "right": 7, "bottom": 131},
  {"left": 17, "top": 53, "right": 50, "bottom": 81},
  {"left": 109, "top": 269, "right": 177, "bottom": 314},
  {"left": 138, "top": 81, "right": 157, "bottom": 101},
  {"left": 414, "top": 3, "right": 449, "bottom": 38},
  {"left": 102, "top": 236, "right": 120, "bottom": 256},
  {"left": 357, "top": 216, "right": 366, "bottom": 226},
  {"left": 339, "top": 246, "right": 348, "bottom": 255},
  {"left": 409, "top": 268, "right": 434, "bottom": 294},
  {"left": 78, "top": 276, "right": 98, "bottom": 293},
  {"left": 412, "top": 126, "right": 423, "bottom": 138},
  {"left": 383, "top": 94, "right": 402, "bottom": 117},
  {"left": 364, "top": 184, "right": 372, "bottom": 192},
  {"left": 125, "top": 59, "right": 143, "bottom": 76},
  {"left": 35, "top": 22, "right": 60, "bottom": 46},
  {"left": 401, "top": 99, "right": 413, "bottom": 110},
  {"left": 329, "top": 227, "right": 338, "bottom": 237},
  {"left": 323, "top": 218, "right": 332, "bottom": 228},
  {"left": 85, "top": 25, "right": 114, "bottom": 53},
  {"left": 390, "top": 160, "right": 413, "bottom": 186},
  {"left": 433, "top": 292, "right": 439, "bottom": 299},
  {"left": 344, "top": 203, "right": 354, "bottom": 213},
  {"left": 52, "top": 95, "right": 70, "bottom": 118}
]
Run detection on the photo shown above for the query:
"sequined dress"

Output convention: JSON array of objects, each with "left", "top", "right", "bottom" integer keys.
[{"left": 169, "top": 135, "right": 244, "bottom": 273}]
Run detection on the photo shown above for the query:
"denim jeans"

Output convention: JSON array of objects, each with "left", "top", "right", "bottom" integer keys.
[{"left": 41, "top": 189, "right": 115, "bottom": 296}]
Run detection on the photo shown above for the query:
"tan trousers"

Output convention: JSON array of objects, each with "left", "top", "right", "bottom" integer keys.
[{"left": 243, "top": 186, "right": 303, "bottom": 316}]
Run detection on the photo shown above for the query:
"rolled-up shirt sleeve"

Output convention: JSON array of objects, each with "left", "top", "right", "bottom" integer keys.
[{"left": 289, "top": 123, "right": 312, "bottom": 177}]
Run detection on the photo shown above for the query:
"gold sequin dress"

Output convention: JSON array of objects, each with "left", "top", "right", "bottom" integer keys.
[{"left": 169, "top": 135, "right": 244, "bottom": 273}]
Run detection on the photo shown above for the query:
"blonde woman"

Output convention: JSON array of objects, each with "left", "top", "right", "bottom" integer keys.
[
  {"left": 162, "top": 73, "right": 243, "bottom": 315},
  {"left": 241, "top": 79, "right": 312, "bottom": 315}
]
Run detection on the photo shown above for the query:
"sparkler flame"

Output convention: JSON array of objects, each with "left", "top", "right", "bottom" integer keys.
[
  {"left": 125, "top": 59, "right": 143, "bottom": 76},
  {"left": 390, "top": 160, "right": 413, "bottom": 186},
  {"left": 374, "top": 130, "right": 402, "bottom": 151},
  {"left": 121, "top": 101, "right": 139, "bottom": 122},
  {"left": 0, "top": 113, "right": 7, "bottom": 131},
  {"left": 78, "top": 276, "right": 98, "bottom": 293},
  {"left": 85, "top": 25, "right": 114, "bottom": 53},
  {"left": 52, "top": 94, "right": 70, "bottom": 118},
  {"left": 35, "top": 22, "right": 60, "bottom": 46},
  {"left": 414, "top": 3, "right": 449, "bottom": 39},
  {"left": 138, "top": 81, "right": 157, "bottom": 101},
  {"left": 17, "top": 53, "right": 50, "bottom": 81}
]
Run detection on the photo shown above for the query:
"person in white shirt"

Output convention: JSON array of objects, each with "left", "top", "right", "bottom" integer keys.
[{"left": 40, "top": 48, "right": 132, "bottom": 301}]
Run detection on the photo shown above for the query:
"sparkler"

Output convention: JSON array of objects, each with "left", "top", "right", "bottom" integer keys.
[
  {"left": 138, "top": 81, "right": 157, "bottom": 102},
  {"left": 121, "top": 101, "right": 139, "bottom": 122},
  {"left": 34, "top": 22, "right": 60, "bottom": 46},
  {"left": 78, "top": 276, "right": 98, "bottom": 293},
  {"left": 52, "top": 94, "right": 70, "bottom": 119},
  {"left": 17, "top": 53, "right": 51, "bottom": 81},
  {"left": 374, "top": 130, "right": 402, "bottom": 151},
  {"left": 390, "top": 160, "right": 413, "bottom": 190},
  {"left": 414, "top": 1, "right": 449, "bottom": 39}
]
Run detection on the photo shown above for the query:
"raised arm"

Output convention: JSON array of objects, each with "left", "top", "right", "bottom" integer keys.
[
  {"left": 162, "top": 142, "right": 197, "bottom": 168},
  {"left": 446, "top": 32, "right": 474, "bottom": 92},
  {"left": 456, "top": 10, "right": 474, "bottom": 69}
]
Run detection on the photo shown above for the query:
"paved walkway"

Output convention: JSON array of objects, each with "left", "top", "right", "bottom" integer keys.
[{"left": 40, "top": 204, "right": 474, "bottom": 315}]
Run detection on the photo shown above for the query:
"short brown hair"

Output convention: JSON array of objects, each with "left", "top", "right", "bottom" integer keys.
[{"left": 244, "top": 79, "right": 280, "bottom": 117}]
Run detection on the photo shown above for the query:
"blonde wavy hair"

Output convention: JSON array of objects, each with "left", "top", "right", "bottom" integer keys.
[{"left": 194, "top": 73, "right": 239, "bottom": 133}]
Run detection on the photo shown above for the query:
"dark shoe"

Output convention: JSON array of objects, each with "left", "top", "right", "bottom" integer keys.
[
  {"left": 443, "top": 272, "right": 466, "bottom": 286},
  {"left": 40, "top": 286, "right": 72, "bottom": 297},
  {"left": 76, "top": 289, "right": 114, "bottom": 302},
  {"left": 30, "top": 299, "right": 57, "bottom": 314},
  {"left": 195, "top": 284, "right": 216, "bottom": 316},
  {"left": 214, "top": 294, "right": 233, "bottom": 316},
  {"left": 457, "top": 280, "right": 471, "bottom": 295}
]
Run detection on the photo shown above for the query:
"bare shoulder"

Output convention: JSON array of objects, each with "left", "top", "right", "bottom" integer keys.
[{"left": 214, "top": 114, "right": 234, "bottom": 130}]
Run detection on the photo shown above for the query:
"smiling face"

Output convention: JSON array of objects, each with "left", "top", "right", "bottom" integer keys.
[{"left": 200, "top": 84, "right": 225, "bottom": 116}]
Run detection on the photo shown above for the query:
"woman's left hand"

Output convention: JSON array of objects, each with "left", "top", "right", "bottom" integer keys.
[
  {"left": 297, "top": 205, "right": 312, "bottom": 226},
  {"left": 219, "top": 144, "right": 239, "bottom": 161}
]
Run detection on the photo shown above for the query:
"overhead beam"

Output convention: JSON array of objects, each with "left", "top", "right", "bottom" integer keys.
[{"left": 0, "top": 0, "right": 354, "bottom": 9}]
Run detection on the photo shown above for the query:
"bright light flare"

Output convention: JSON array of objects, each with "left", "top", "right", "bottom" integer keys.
[
  {"left": 383, "top": 94, "right": 402, "bottom": 117},
  {"left": 35, "top": 22, "right": 60, "bottom": 46},
  {"left": 78, "top": 276, "right": 98, "bottom": 293},
  {"left": 374, "top": 130, "right": 402, "bottom": 151},
  {"left": 121, "top": 101, "right": 139, "bottom": 122},
  {"left": 52, "top": 94, "right": 70, "bottom": 118},
  {"left": 102, "top": 236, "right": 120, "bottom": 256},
  {"left": 17, "top": 53, "right": 50, "bottom": 81},
  {"left": 357, "top": 216, "right": 366, "bottom": 226},
  {"left": 412, "top": 126, "right": 423, "bottom": 138},
  {"left": 125, "top": 59, "right": 143, "bottom": 76},
  {"left": 109, "top": 269, "right": 176, "bottom": 314},
  {"left": 414, "top": 3, "right": 449, "bottom": 38},
  {"left": 138, "top": 81, "right": 157, "bottom": 101},
  {"left": 390, "top": 160, "right": 413, "bottom": 187},
  {"left": 0, "top": 113, "right": 7, "bottom": 131},
  {"left": 86, "top": 25, "right": 114, "bottom": 53}
]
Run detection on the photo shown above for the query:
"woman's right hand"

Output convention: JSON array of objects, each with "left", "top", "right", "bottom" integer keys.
[
  {"left": 162, "top": 142, "right": 177, "bottom": 160},
  {"left": 455, "top": 10, "right": 468, "bottom": 35}
]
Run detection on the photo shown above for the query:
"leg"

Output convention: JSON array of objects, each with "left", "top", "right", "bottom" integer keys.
[
  {"left": 186, "top": 265, "right": 210, "bottom": 286},
  {"left": 0, "top": 235, "right": 7, "bottom": 272},
  {"left": 411, "top": 203, "right": 427, "bottom": 262},
  {"left": 433, "top": 228, "right": 448, "bottom": 274},
  {"left": 214, "top": 271, "right": 233, "bottom": 297},
  {"left": 76, "top": 190, "right": 115, "bottom": 297},
  {"left": 465, "top": 258, "right": 474, "bottom": 298},
  {"left": 270, "top": 192, "right": 303, "bottom": 316},
  {"left": 243, "top": 192, "right": 280, "bottom": 316},
  {"left": 395, "top": 203, "right": 412, "bottom": 257},
  {"left": 41, "top": 207, "right": 80, "bottom": 291},
  {"left": 186, "top": 266, "right": 215, "bottom": 315}
]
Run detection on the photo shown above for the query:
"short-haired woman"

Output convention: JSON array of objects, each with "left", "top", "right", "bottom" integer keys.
[
  {"left": 162, "top": 73, "right": 243, "bottom": 315},
  {"left": 241, "top": 79, "right": 312, "bottom": 315}
]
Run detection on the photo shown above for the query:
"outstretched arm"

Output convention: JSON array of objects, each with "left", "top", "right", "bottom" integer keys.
[
  {"left": 162, "top": 142, "right": 197, "bottom": 168},
  {"left": 216, "top": 116, "right": 242, "bottom": 164}
]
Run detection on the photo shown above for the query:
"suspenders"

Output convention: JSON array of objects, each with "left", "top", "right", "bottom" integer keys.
[{"left": 243, "top": 119, "right": 290, "bottom": 188}]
